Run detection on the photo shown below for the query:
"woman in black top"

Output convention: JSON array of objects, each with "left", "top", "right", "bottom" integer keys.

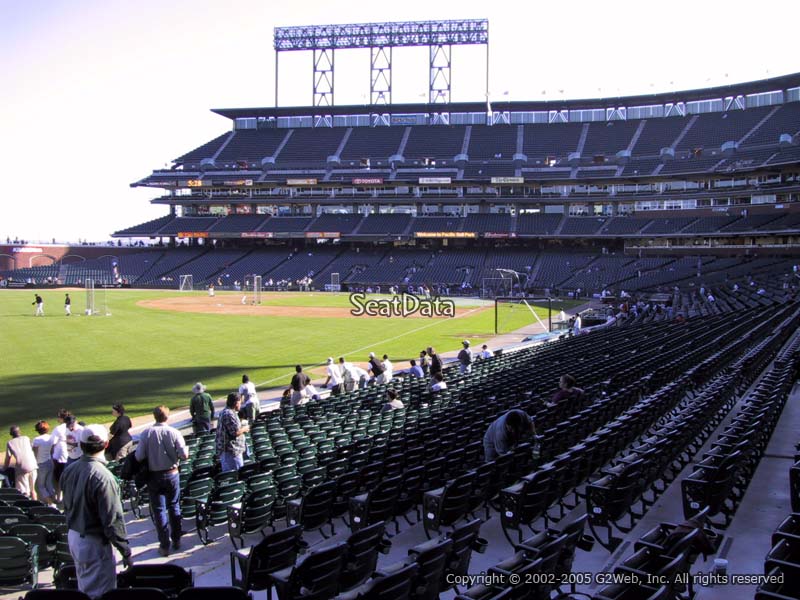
[{"left": 108, "top": 404, "right": 133, "bottom": 460}]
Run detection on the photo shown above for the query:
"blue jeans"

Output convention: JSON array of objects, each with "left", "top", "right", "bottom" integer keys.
[
  {"left": 148, "top": 471, "right": 182, "bottom": 548},
  {"left": 192, "top": 417, "right": 211, "bottom": 434},
  {"left": 220, "top": 452, "right": 243, "bottom": 472}
]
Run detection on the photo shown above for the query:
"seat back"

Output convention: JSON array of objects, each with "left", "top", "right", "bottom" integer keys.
[
  {"left": 24, "top": 591, "right": 92, "bottom": 600},
  {"left": 340, "top": 522, "right": 387, "bottom": 591},
  {"left": 287, "top": 542, "right": 347, "bottom": 600},
  {"left": 116, "top": 564, "right": 193, "bottom": 596},
  {"left": 446, "top": 519, "right": 484, "bottom": 579},
  {"left": 8, "top": 523, "right": 53, "bottom": 567},
  {"left": 408, "top": 538, "right": 453, "bottom": 600},
  {"left": 243, "top": 525, "right": 304, "bottom": 589},
  {"left": 101, "top": 589, "right": 169, "bottom": 600},
  {"left": 354, "top": 562, "right": 419, "bottom": 600},
  {"left": 293, "top": 481, "right": 336, "bottom": 531},
  {"left": 176, "top": 586, "right": 251, "bottom": 600},
  {"left": 0, "top": 535, "right": 37, "bottom": 586},
  {"left": 365, "top": 475, "right": 403, "bottom": 525}
]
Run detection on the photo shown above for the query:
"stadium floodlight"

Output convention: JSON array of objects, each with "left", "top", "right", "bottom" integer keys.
[{"left": 273, "top": 19, "right": 489, "bottom": 108}]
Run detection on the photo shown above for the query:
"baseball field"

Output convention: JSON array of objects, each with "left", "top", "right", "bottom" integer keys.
[{"left": 0, "top": 288, "right": 575, "bottom": 438}]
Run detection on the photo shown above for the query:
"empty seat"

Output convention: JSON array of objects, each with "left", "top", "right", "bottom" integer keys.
[
  {"left": 229, "top": 525, "right": 305, "bottom": 595},
  {"left": 116, "top": 564, "right": 193, "bottom": 597}
]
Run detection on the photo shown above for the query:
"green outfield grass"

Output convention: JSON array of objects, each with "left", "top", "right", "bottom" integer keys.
[{"left": 0, "top": 289, "right": 580, "bottom": 438}]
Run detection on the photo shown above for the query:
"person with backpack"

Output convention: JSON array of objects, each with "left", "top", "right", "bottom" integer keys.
[{"left": 457, "top": 340, "right": 473, "bottom": 374}]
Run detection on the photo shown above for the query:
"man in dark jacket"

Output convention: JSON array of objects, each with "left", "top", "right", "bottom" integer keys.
[
  {"left": 189, "top": 382, "right": 214, "bottom": 433},
  {"left": 428, "top": 346, "right": 443, "bottom": 378}
]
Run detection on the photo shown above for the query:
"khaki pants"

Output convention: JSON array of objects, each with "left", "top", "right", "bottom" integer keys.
[{"left": 15, "top": 469, "right": 37, "bottom": 499}]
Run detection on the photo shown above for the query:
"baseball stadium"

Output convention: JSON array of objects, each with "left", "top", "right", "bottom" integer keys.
[{"left": 1, "top": 12, "right": 800, "bottom": 600}]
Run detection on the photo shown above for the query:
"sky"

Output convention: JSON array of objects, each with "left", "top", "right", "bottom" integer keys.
[{"left": 1, "top": 0, "right": 798, "bottom": 243}]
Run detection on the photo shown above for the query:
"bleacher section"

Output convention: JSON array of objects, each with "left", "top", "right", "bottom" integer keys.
[
  {"left": 463, "top": 213, "right": 512, "bottom": 234},
  {"left": 339, "top": 126, "right": 405, "bottom": 160},
  {"left": 114, "top": 215, "right": 175, "bottom": 237},
  {"left": 307, "top": 213, "right": 364, "bottom": 234},
  {"left": 214, "top": 129, "right": 287, "bottom": 164},
  {"left": 277, "top": 128, "right": 346, "bottom": 164},
  {"left": 560, "top": 217, "right": 607, "bottom": 235},
  {"left": 356, "top": 214, "right": 411, "bottom": 235},
  {"left": 467, "top": 125, "right": 517, "bottom": 159},
  {"left": 208, "top": 215, "right": 268, "bottom": 233},
  {"left": 403, "top": 126, "right": 466, "bottom": 159},
  {"left": 176, "top": 133, "right": 230, "bottom": 166},
  {"left": 582, "top": 120, "right": 641, "bottom": 156},
  {"left": 522, "top": 122, "right": 583, "bottom": 161},
  {"left": 259, "top": 217, "right": 312, "bottom": 233},
  {"left": 516, "top": 214, "right": 563, "bottom": 235}
]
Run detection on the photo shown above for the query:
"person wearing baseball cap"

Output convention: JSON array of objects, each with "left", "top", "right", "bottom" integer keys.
[
  {"left": 458, "top": 340, "right": 473, "bottom": 375},
  {"left": 60, "top": 424, "right": 132, "bottom": 599}
]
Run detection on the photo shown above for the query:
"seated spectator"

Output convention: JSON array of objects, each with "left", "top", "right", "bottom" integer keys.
[
  {"left": 479, "top": 344, "right": 492, "bottom": 360},
  {"left": 483, "top": 409, "right": 535, "bottom": 462},
  {"left": 429, "top": 372, "right": 448, "bottom": 393},
  {"left": 408, "top": 359, "right": 424, "bottom": 378},
  {"left": 547, "top": 374, "right": 584, "bottom": 407},
  {"left": 381, "top": 389, "right": 404, "bottom": 412}
]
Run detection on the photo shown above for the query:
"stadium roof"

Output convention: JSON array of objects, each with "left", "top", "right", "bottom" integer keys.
[{"left": 212, "top": 71, "right": 800, "bottom": 120}]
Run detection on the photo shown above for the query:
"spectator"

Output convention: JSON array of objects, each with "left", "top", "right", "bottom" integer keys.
[
  {"left": 216, "top": 393, "right": 249, "bottom": 472},
  {"left": 457, "top": 340, "right": 473, "bottom": 374},
  {"left": 483, "top": 409, "right": 535, "bottom": 462},
  {"left": 238, "top": 374, "right": 259, "bottom": 418},
  {"left": 479, "top": 344, "right": 492, "bottom": 359},
  {"left": 61, "top": 424, "right": 132, "bottom": 598},
  {"left": 290, "top": 365, "right": 311, "bottom": 405},
  {"left": 4, "top": 426, "right": 38, "bottom": 498},
  {"left": 32, "top": 420, "right": 56, "bottom": 504},
  {"left": 547, "top": 374, "right": 584, "bottom": 407},
  {"left": 381, "top": 389, "right": 404, "bottom": 412},
  {"left": 382, "top": 354, "right": 394, "bottom": 383},
  {"left": 418, "top": 350, "right": 430, "bottom": 376},
  {"left": 135, "top": 406, "right": 189, "bottom": 557},
  {"left": 189, "top": 382, "right": 215, "bottom": 433},
  {"left": 339, "top": 357, "right": 368, "bottom": 391},
  {"left": 107, "top": 405, "right": 133, "bottom": 461},
  {"left": 324, "top": 357, "right": 343, "bottom": 395},
  {"left": 429, "top": 372, "right": 448, "bottom": 393},
  {"left": 408, "top": 359, "right": 424, "bottom": 378},
  {"left": 50, "top": 409, "right": 72, "bottom": 501},
  {"left": 64, "top": 415, "right": 84, "bottom": 466},
  {"left": 428, "top": 347, "right": 443, "bottom": 378},
  {"left": 368, "top": 352, "right": 385, "bottom": 384}
]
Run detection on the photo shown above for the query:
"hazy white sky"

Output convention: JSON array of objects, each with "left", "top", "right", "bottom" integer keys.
[{"left": 1, "top": 0, "right": 798, "bottom": 242}]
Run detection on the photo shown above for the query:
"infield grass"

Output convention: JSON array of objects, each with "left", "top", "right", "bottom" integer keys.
[{"left": 0, "top": 289, "right": 579, "bottom": 438}]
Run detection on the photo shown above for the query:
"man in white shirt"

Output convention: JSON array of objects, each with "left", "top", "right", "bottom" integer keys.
[
  {"left": 479, "top": 344, "right": 492, "bottom": 360},
  {"left": 238, "top": 374, "right": 259, "bottom": 417},
  {"left": 381, "top": 354, "right": 393, "bottom": 383},
  {"left": 324, "top": 357, "right": 344, "bottom": 395},
  {"left": 64, "top": 416, "right": 85, "bottom": 466},
  {"left": 430, "top": 373, "right": 448, "bottom": 392},
  {"left": 339, "top": 357, "right": 368, "bottom": 391}
]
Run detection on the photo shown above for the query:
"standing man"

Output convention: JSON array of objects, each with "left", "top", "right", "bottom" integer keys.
[
  {"left": 238, "top": 375, "right": 259, "bottom": 418},
  {"left": 50, "top": 409, "right": 71, "bottom": 502},
  {"left": 61, "top": 424, "right": 132, "bottom": 599},
  {"left": 135, "top": 406, "right": 188, "bottom": 557},
  {"left": 189, "top": 383, "right": 215, "bottom": 433},
  {"left": 290, "top": 365, "right": 311, "bottom": 405},
  {"left": 324, "top": 357, "right": 343, "bottom": 395},
  {"left": 381, "top": 354, "right": 394, "bottom": 383},
  {"left": 457, "top": 340, "right": 473, "bottom": 375},
  {"left": 216, "top": 394, "right": 249, "bottom": 472},
  {"left": 64, "top": 416, "right": 85, "bottom": 466},
  {"left": 368, "top": 352, "right": 385, "bottom": 384},
  {"left": 32, "top": 293, "right": 44, "bottom": 316},
  {"left": 418, "top": 350, "right": 430, "bottom": 376},
  {"left": 4, "top": 426, "right": 38, "bottom": 498},
  {"left": 428, "top": 347, "right": 443, "bottom": 378},
  {"left": 65, "top": 293, "right": 72, "bottom": 316}
]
